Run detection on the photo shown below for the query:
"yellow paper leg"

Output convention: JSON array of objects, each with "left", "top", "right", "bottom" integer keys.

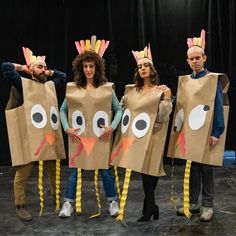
[
  {"left": 183, "top": 160, "right": 192, "bottom": 218},
  {"left": 114, "top": 166, "right": 121, "bottom": 200},
  {"left": 90, "top": 169, "right": 101, "bottom": 218},
  {"left": 38, "top": 160, "right": 44, "bottom": 216},
  {"left": 76, "top": 168, "right": 82, "bottom": 214},
  {"left": 116, "top": 168, "right": 132, "bottom": 221},
  {"left": 55, "top": 159, "right": 61, "bottom": 212}
]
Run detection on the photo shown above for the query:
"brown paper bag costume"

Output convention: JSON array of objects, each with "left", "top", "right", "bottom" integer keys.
[
  {"left": 111, "top": 84, "right": 169, "bottom": 177},
  {"left": 66, "top": 82, "right": 113, "bottom": 170},
  {"left": 168, "top": 73, "right": 229, "bottom": 166},
  {"left": 5, "top": 77, "right": 66, "bottom": 166}
]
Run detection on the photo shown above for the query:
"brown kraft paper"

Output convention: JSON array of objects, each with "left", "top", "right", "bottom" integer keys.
[{"left": 5, "top": 77, "right": 66, "bottom": 166}]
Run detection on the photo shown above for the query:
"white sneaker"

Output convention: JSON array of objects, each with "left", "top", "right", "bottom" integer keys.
[
  {"left": 109, "top": 201, "right": 119, "bottom": 217},
  {"left": 176, "top": 203, "right": 200, "bottom": 216},
  {"left": 200, "top": 207, "right": 213, "bottom": 222},
  {"left": 59, "top": 201, "right": 74, "bottom": 218}
]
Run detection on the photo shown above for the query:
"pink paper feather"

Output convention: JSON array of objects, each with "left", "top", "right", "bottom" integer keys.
[
  {"left": 148, "top": 43, "right": 152, "bottom": 61},
  {"left": 75, "top": 41, "right": 82, "bottom": 54}
]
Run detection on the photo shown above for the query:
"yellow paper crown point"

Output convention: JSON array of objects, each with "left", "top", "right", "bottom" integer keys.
[
  {"left": 131, "top": 43, "right": 153, "bottom": 65},
  {"left": 187, "top": 29, "right": 206, "bottom": 50},
  {"left": 22, "top": 47, "right": 46, "bottom": 67},
  {"left": 74, "top": 35, "right": 110, "bottom": 57}
]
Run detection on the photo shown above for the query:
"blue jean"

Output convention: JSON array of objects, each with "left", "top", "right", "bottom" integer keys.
[{"left": 64, "top": 168, "right": 117, "bottom": 203}]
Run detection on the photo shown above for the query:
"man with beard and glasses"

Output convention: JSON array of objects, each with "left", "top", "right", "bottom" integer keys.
[{"left": 1, "top": 49, "right": 66, "bottom": 221}]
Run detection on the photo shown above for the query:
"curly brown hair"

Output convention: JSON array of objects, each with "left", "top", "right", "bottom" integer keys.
[
  {"left": 133, "top": 63, "right": 160, "bottom": 91},
  {"left": 72, "top": 51, "right": 107, "bottom": 88}
]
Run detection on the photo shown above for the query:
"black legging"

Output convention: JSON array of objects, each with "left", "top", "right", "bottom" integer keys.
[{"left": 141, "top": 174, "right": 159, "bottom": 214}]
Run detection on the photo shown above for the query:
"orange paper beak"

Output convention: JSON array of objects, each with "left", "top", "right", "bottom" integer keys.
[
  {"left": 80, "top": 137, "right": 97, "bottom": 156},
  {"left": 45, "top": 132, "right": 55, "bottom": 146},
  {"left": 122, "top": 137, "right": 135, "bottom": 155}
]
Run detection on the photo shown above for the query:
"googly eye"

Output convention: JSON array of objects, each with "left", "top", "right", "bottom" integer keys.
[
  {"left": 121, "top": 109, "right": 131, "bottom": 134},
  {"left": 174, "top": 108, "right": 184, "bottom": 132},
  {"left": 93, "top": 111, "right": 109, "bottom": 137},
  {"left": 132, "top": 112, "right": 150, "bottom": 138},
  {"left": 31, "top": 104, "right": 47, "bottom": 129},
  {"left": 50, "top": 106, "right": 59, "bottom": 130},
  {"left": 188, "top": 104, "right": 209, "bottom": 130},
  {"left": 72, "top": 110, "right": 85, "bottom": 135}
]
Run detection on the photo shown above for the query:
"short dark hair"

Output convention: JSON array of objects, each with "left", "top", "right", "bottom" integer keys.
[
  {"left": 133, "top": 63, "right": 160, "bottom": 91},
  {"left": 72, "top": 51, "right": 107, "bottom": 88}
]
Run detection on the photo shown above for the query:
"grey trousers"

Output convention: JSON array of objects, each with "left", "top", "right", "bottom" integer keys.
[{"left": 189, "top": 162, "right": 215, "bottom": 207}]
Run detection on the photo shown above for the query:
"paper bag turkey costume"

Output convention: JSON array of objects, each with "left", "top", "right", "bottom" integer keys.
[
  {"left": 111, "top": 44, "right": 170, "bottom": 177},
  {"left": 168, "top": 30, "right": 229, "bottom": 167},
  {"left": 167, "top": 72, "right": 229, "bottom": 166},
  {"left": 5, "top": 77, "right": 66, "bottom": 166},
  {"left": 66, "top": 82, "right": 113, "bottom": 170},
  {"left": 110, "top": 84, "right": 168, "bottom": 176}
]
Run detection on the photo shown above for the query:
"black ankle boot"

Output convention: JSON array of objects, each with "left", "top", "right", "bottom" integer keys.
[{"left": 137, "top": 205, "right": 159, "bottom": 222}]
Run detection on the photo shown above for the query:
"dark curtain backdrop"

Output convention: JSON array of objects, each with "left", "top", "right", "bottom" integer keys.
[{"left": 0, "top": 0, "right": 235, "bottom": 165}]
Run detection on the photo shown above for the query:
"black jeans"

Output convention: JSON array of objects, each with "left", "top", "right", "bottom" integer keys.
[{"left": 189, "top": 162, "right": 215, "bottom": 207}]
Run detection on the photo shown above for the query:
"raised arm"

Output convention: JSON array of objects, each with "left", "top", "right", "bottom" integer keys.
[{"left": 1, "top": 62, "right": 30, "bottom": 93}]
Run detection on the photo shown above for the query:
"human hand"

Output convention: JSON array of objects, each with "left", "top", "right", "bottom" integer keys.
[
  {"left": 157, "top": 84, "right": 172, "bottom": 99},
  {"left": 209, "top": 136, "right": 219, "bottom": 147},
  {"left": 13, "top": 63, "right": 31, "bottom": 75},
  {"left": 46, "top": 69, "right": 53, "bottom": 77},
  {"left": 99, "top": 125, "right": 114, "bottom": 140},
  {"left": 66, "top": 128, "right": 81, "bottom": 143},
  {"left": 22, "top": 65, "right": 31, "bottom": 75}
]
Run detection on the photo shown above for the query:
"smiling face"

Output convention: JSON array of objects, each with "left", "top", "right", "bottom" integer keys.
[
  {"left": 187, "top": 46, "right": 207, "bottom": 74},
  {"left": 83, "top": 60, "right": 96, "bottom": 81}
]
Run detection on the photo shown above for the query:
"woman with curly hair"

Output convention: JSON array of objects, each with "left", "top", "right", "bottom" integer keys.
[{"left": 59, "top": 38, "right": 122, "bottom": 218}]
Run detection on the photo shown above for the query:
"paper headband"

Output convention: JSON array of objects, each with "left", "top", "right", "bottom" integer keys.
[
  {"left": 132, "top": 44, "right": 153, "bottom": 65},
  {"left": 74, "top": 35, "right": 110, "bottom": 57},
  {"left": 187, "top": 29, "right": 206, "bottom": 50},
  {"left": 22, "top": 47, "right": 46, "bottom": 68}
]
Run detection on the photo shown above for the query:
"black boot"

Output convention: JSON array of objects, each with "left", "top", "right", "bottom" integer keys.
[
  {"left": 137, "top": 204, "right": 159, "bottom": 222},
  {"left": 137, "top": 174, "right": 159, "bottom": 222}
]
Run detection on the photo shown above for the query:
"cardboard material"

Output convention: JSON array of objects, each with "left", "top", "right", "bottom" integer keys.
[
  {"left": 5, "top": 78, "right": 66, "bottom": 166},
  {"left": 167, "top": 73, "right": 229, "bottom": 166},
  {"left": 111, "top": 85, "right": 169, "bottom": 177},
  {"left": 67, "top": 82, "right": 113, "bottom": 170}
]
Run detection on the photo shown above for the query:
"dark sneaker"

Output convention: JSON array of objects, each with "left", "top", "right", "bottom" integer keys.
[
  {"left": 176, "top": 203, "right": 200, "bottom": 216},
  {"left": 16, "top": 205, "right": 32, "bottom": 221}
]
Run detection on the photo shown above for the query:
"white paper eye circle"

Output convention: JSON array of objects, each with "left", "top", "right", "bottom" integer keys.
[
  {"left": 50, "top": 106, "right": 59, "bottom": 130},
  {"left": 93, "top": 111, "right": 109, "bottom": 137},
  {"left": 121, "top": 109, "right": 131, "bottom": 134},
  {"left": 188, "top": 104, "right": 210, "bottom": 130},
  {"left": 132, "top": 112, "right": 150, "bottom": 138},
  {"left": 31, "top": 104, "right": 47, "bottom": 129},
  {"left": 72, "top": 110, "right": 85, "bottom": 135}
]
